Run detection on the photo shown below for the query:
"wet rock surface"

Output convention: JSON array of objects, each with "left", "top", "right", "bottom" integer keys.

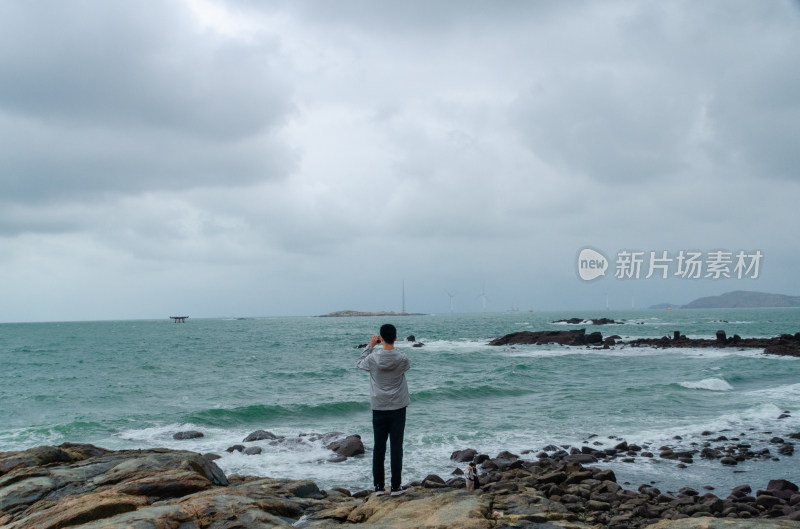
[{"left": 2, "top": 443, "right": 800, "bottom": 528}]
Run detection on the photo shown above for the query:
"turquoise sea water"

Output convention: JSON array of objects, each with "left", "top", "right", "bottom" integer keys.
[{"left": 1, "top": 309, "right": 799, "bottom": 495}]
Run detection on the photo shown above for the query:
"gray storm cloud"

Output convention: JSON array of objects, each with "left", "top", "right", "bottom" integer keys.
[
  {"left": 0, "top": 1, "right": 294, "bottom": 206},
  {"left": 1, "top": 0, "right": 798, "bottom": 321}
]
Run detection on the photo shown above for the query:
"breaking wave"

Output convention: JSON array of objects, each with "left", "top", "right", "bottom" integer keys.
[{"left": 678, "top": 378, "right": 734, "bottom": 392}]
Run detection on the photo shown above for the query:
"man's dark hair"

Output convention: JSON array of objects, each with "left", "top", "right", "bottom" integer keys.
[{"left": 379, "top": 323, "right": 397, "bottom": 344}]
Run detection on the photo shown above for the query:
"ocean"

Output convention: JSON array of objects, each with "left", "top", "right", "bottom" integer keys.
[{"left": 1, "top": 309, "right": 799, "bottom": 496}]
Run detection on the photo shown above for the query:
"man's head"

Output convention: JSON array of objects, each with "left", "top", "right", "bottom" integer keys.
[{"left": 379, "top": 323, "right": 397, "bottom": 345}]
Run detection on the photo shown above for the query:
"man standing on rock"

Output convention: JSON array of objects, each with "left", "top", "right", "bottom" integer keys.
[{"left": 357, "top": 323, "right": 411, "bottom": 496}]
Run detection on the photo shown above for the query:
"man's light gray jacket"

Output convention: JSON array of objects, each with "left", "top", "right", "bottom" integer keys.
[{"left": 356, "top": 346, "right": 411, "bottom": 411}]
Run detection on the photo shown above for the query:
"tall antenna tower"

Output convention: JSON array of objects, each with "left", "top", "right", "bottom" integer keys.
[
  {"left": 480, "top": 283, "right": 487, "bottom": 313},
  {"left": 402, "top": 280, "right": 406, "bottom": 314}
]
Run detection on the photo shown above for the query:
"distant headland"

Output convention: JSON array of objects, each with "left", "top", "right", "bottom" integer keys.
[
  {"left": 318, "top": 310, "right": 426, "bottom": 317},
  {"left": 649, "top": 290, "right": 800, "bottom": 309}
]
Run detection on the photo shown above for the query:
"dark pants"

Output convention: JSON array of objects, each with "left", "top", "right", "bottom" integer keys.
[{"left": 372, "top": 407, "right": 406, "bottom": 490}]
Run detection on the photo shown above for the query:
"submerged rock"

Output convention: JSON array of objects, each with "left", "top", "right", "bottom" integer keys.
[
  {"left": 243, "top": 429, "right": 278, "bottom": 442},
  {"left": 172, "top": 430, "right": 204, "bottom": 440}
]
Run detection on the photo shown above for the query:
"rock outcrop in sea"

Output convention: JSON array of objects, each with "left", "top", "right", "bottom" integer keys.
[
  {"left": 488, "top": 329, "right": 800, "bottom": 357},
  {"left": 2, "top": 443, "right": 800, "bottom": 528},
  {"left": 552, "top": 318, "right": 621, "bottom": 325},
  {"left": 488, "top": 329, "right": 605, "bottom": 347}
]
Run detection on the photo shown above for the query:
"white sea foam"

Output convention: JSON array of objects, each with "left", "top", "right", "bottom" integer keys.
[
  {"left": 696, "top": 402, "right": 799, "bottom": 434},
  {"left": 399, "top": 339, "right": 491, "bottom": 353},
  {"left": 646, "top": 347, "right": 764, "bottom": 359},
  {"left": 620, "top": 402, "right": 793, "bottom": 447},
  {"left": 744, "top": 382, "right": 800, "bottom": 402},
  {"left": 679, "top": 378, "right": 734, "bottom": 391},
  {"left": 113, "top": 423, "right": 509, "bottom": 491},
  {"left": 500, "top": 348, "right": 595, "bottom": 358},
  {"left": 0, "top": 427, "right": 66, "bottom": 452},
  {"left": 115, "top": 423, "right": 250, "bottom": 454},
  {"left": 113, "top": 422, "right": 377, "bottom": 490},
  {"left": 215, "top": 437, "right": 356, "bottom": 487}
]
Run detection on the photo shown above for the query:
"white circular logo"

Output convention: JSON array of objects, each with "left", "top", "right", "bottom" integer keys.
[{"left": 577, "top": 248, "right": 608, "bottom": 281}]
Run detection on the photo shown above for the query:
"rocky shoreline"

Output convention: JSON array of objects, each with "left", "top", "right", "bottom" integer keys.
[
  {"left": 3, "top": 328, "right": 798, "bottom": 527},
  {"left": 3, "top": 436, "right": 800, "bottom": 529},
  {"left": 488, "top": 328, "right": 800, "bottom": 357}
]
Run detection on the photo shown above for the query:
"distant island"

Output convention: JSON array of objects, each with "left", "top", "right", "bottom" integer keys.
[
  {"left": 318, "top": 310, "right": 426, "bottom": 317},
  {"left": 649, "top": 290, "right": 800, "bottom": 309},
  {"left": 684, "top": 290, "right": 800, "bottom": 309}
]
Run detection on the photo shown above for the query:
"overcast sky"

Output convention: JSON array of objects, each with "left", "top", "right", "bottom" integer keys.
[{"left": 1, "top": 0, "right": 799, "bottom": 322}]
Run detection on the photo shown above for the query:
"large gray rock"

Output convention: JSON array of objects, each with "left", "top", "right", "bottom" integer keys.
[
  {"left": 0, "top": 444, "right": 233, "bottom": 528},
  {"left": 450, "top": 448, "right": 478, "bottom": 462},
  {"left": 326, "top": 435, "right": 365, "bottom": 458},
  {"left": 488, "top": 329, "right": 592, "bottom": 346},
  {"left": 243, "top": 429, "right": 278, "bottom": 442},
  {"left": 173, "top": 430, "right": 204, "bottom": 440}
]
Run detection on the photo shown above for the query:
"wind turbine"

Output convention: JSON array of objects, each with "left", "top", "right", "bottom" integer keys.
[
  {"left": 478, "top": 283, "right": 489, "bottom": 313},
  {"left": 444, "top": 290, "right": 456, "bottom": 313}
]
